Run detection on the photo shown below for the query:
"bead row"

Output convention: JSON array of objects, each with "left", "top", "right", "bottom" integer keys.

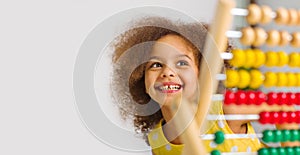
[
  {"left": 262, "top": 129, "right": 300, "bottom": 143},
  {"left": 225, "top": 69, "right": 300, "bottom": 88},
  {"left": 259, "top": 111, "right": 300, "bottom": 124},
  {"left": 258, "top": 146, "right": 300, "bottom": 155},
  {"left": 246, "top": 4, "right": 300, "bottom": 26},
  {"left": 239, "top": 27, "right": 300, "bottom": 47},
  {"left": 230, "top": 49, "right": 300, "bottom": 68},
  {"left": 224, "top": 90, "right": 300, "bottom": 106}
]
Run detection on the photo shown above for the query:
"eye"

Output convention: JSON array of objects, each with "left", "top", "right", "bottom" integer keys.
[
  {"left": 176, "top": 60, "right": 189, "bottom": 66},
  {"left": 149, "top": 62, "right": 162, "bottom": 68}
]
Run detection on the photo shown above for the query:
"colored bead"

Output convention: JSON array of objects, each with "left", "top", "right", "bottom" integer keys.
[
  {"left": 279, "top": 111, "right": 288, "bottom": 124},
  {"left": 275, "top": 7, "right": 289, "bottom": 25},
  {"left": 259, "top": 112, "right": 271, "bottom": 124},
  {"left": 253, "top": 27, "right": 267, "bottom": 47},
  {"left": 295, "top": 93, "right": 300, "bottom": 105},
  {"left": 240, "top": 27, "right": 255, "bottom": 46},
  {"left": 224, "top": 90, "right": 236, "bottom": 105},
  {"left": 279, "top": 31, "right": 290, "bottom": 46},
  {"left": 246, "top": 91, "right": 256, "bottom": 105},
  {"left": 282, "top": 130, "right": 292, "bottom": 142},
  {"left": 266, "top": 30, "right": 280, "bottom": 46},
  {"left": 249, "top": 69, "right": 264, "bottom": 89},
  {"left": 291, "top": 32, "right": 300, "bottom": 47},
  {"left": 296, "top": 73, "right": 300, "bottom": 86},
  {"left": 225, "top": 69, "right": 239, "bottom": 88},
  {"left": 214, "top": 131, "right": 225, "bottom": 144},
  {"left": 211, "top": 150, "right": 221, "bottom": 155},
  {"left": 256, "top": 91, "right": 266, "bottom": 105},
  {"left": 258, "top": 148, "right": 270, "bottom": 155},
  {"left": 284, "top": 147, "right": 294, "bottom": 155},
  {"left": 269, "top": 147, "right": 279, "bottom": 155},
  {"left": 230, "top": 49, "right": 246, "bottom": 67},
  {"left": 236, "top": 90, "right": 248, "bottom": 105},
  {"left": 253, "top": 49, "right": 266, "bottom": 68},
  {"left": 261, "top": 5, "right": 273, "bottom": 24},
  {"left": 277, "top": 51, "right": 289, "bottom": 67},
  {"left": 244, "top": 49, "right": 255, "bottom": 68},
  {"left": 273, "top": 130, "right": 283, "bottom": 142},
  {"left": 295, "top": 111, "right": 300, "bottom": 123},
  {"left": 286, "top": 93, "right": 296, "bottom": 105},
  {"left": 288, "top": 9, "right": 298, "bottom": 25},
  {"left": 290, "top": 130, "right": 300, "bottom": 141},
  {"left": 287, "top": 73, "right": 297, "bottom": 87},
  {"left": 262, "top": 130, "right": 273, "bottom": 143},
  {"left": 278, "top": 92, "right": 288, "bottom": 105},
  {"left": 276, "top": 147, "right": 286, "bottom": 155},
  {"left": 237, "top": 69, "right": 250, "bottom": 89},
  {"left": 288, "top": 112, "right": 297, "bottom": 123},
  {"left": 293, "top": 147, "right": 300, "bottom": 154},
  {"left": 271, "top": 112, "right": 280, "bottom": 124},
  {"left": 289, "top": 52, "right": 300, "bottom": 67},
  {"left": 267, "top": 92, "right": 279, "bottom": 105},
  {"left": 246, "top": 4, "right": 262, "bottom": 25},
  {"left": 265, "top": 51, "right": 279, "bottom": 67},
  {"left": 277, "top": 72, "right": 287, "bottom": 87}
]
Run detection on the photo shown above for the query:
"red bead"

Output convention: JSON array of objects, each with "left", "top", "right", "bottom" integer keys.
[
  {"left": 279, "top": 111, "right": 288, "bottom": 124},
  {"left": 255, "top": 91, "right": 266, "bottom": 105},
  {"left": 271, "top": 112, "right": 280, "bottom": 124},
  {"left": 259, "top": 111, "right": 271, "bottom": 124},
  {"left": 286, "top": 92, "right": 296, "bottom": 105},
  {"left": 224, "top": 90, "right": 236, "bottom": 105},
  {"left": 278, "top": 92, "right": 288, "bottom": 105},
  {"left": 288, "top": 111, "right": 297, "bottom": 123},
  {"left": 267, "top": 92, "right": 279, "bottom": 105},
  {"left": 295, "top": 93, "right": 300, "bottom": 105},
  {"left": 295, "top": 111, "right": 300, "bottom": 123},
  {"left": 236, "top": 90, "right": 247, "bottom": 105},
  {"left": 246, "top": 91, "right": 256, "bottom": 105}
]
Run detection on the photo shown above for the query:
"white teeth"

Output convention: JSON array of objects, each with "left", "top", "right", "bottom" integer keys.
[{"left": 159, "top": 85, "right": 180, "bottom": 90}]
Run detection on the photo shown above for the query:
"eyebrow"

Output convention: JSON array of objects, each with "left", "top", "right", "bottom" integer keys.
[{"left": 148, "top": 54, "right": 193, "bottom": 61}]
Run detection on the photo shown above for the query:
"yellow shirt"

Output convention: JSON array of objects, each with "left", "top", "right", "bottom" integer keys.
[{"left": 148, "top": 119, "right": 264, "bottom": 155}]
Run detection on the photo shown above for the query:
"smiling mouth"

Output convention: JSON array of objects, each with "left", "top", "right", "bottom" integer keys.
[{"left": 156, "top": 84, "right": 182, "bottom": 93}]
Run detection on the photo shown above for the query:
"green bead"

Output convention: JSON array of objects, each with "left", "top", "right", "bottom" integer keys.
[
  {"left": 293, "top": 146, "right": 300, "bottom": 154},
  {"left": 258, "top": 148, "right": 269, "bottom": 155},
  {"left": 263, "top": 130, "right": 274, "bottom": 143},
  {"left": 211, "top": 150, "right": 221, "bottom": 155},
  {"left": 214, "top": 131, "right": 225, "bottom": 144},
  {"left": 274, "top": 130, "right": 283, "bottom": 142},
  {"left": 268, "top": 147, "right": 278, "bottom": 155},
  {"left": 277, "top": 147, "right": 286, "bottom": 155},
  {"left": 282, "top": 130, "right": 291, "bottom": 142},
  {"left": 290, "top": 130, "right": 300, "bottom": 142},
  {"left": 285, "top": 147, "right": 294, "bottom": 155}
]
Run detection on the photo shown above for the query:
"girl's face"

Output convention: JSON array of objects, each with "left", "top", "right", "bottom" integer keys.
[{"left": 145, "top": 34, "right": 199, "bottom": 106}]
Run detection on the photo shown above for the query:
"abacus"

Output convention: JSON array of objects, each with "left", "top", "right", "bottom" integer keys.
[{"left": 171, "top": 0, "right": 300, "bottom": 155}]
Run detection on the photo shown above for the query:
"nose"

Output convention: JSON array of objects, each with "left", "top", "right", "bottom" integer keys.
[{"left": 160, "top": 66, "right": 176, "bottom": 78}]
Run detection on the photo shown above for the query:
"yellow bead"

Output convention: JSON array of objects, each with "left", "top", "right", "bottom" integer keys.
[
  {"left": 265, "top": 51, "right": 279, "bottom": 67},
  {"left": 237, "top": 69, "right": 251, "bottom": 89},
  {"left": 287, "top": 72, "right": 297, "bottom": 86},
  {"left": 289, "top": 52, "right": 300, "bottom": 67},
  {"left": 253, "top": 49, "right": 266, "bottom": 68},
  {"left": 264, "top": 72, "right": 277, "bottom": 87},
  {"left": 296, "top": 73, "right": 300, "bottom": 86},
  {"left": 244, "top": 49, "right": 256, "bottom": 68},
  {"left": 277, "top": 51, "right": 289, "bottom": 67},
  {"left": 225, "top": 69, "right": 239, "bottom": 88},
  {"left": 277, "top": 72, "right": 287, "bottom": 87},
  {"left": 249, "top": 69, "right": 264, "bottom": 89},
  {"left": 230, "top": 49, "right": 246, "bottom": 67}
]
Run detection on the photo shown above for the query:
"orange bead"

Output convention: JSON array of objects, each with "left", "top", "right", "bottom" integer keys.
[
  {"left": 264, "top": 72, "right": 277, "bottom": 87},
  {"left": 249, "top": 69, "right": 264, "bottom": 89},
  {"left": 277, "top": 51, "right": 289, "bottom": 67},
  {"left": 240, "top": 27, "right": 255, "bottom": 46},
  {"left": 266, "top": 30, "right": 280, "bottom": 46},
  {"left": 253, "top": 27, "right": 267, "bottom": 47},
  {"left": 246, "top": 4, "right": 262, "bottom": 25},
  {"left": 238, "top": 69, "right": 251, "bottom": 89},
  {"left": 289, "top": 52, "right": 300, "bottom": 67},
  {"left": 277, "top": 72, "right": 287, "bottom": 87},
  {"left": 265, "top": 51, "right": 279, "bottom": 67},
  {"left": 290, "top": 32, "right": 300, "bottom": 47},
  {"left": 288, "top": 9, "right": 298, "bottom": 25},
  {"left": 279, "top": 31, "right": 291, "bottom": 46},
  {"left": 275, "top": 7, "right": 289, "bottom": 25},
  {"left": 261, "top": 5, "right": 273, "bottom": 24},
  {"left": 230, "top": 49, "right": 246, "bottom": 67},
  {"left": 244, "top": 49, "right": 255, "bottom": 68},
  {"left": 253, "top": 49, "right": 266, "bottom": 68}
]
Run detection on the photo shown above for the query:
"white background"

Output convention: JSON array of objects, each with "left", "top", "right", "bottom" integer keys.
[{"left": 0, "top": 0, "right": 218, "bottom": 155}]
